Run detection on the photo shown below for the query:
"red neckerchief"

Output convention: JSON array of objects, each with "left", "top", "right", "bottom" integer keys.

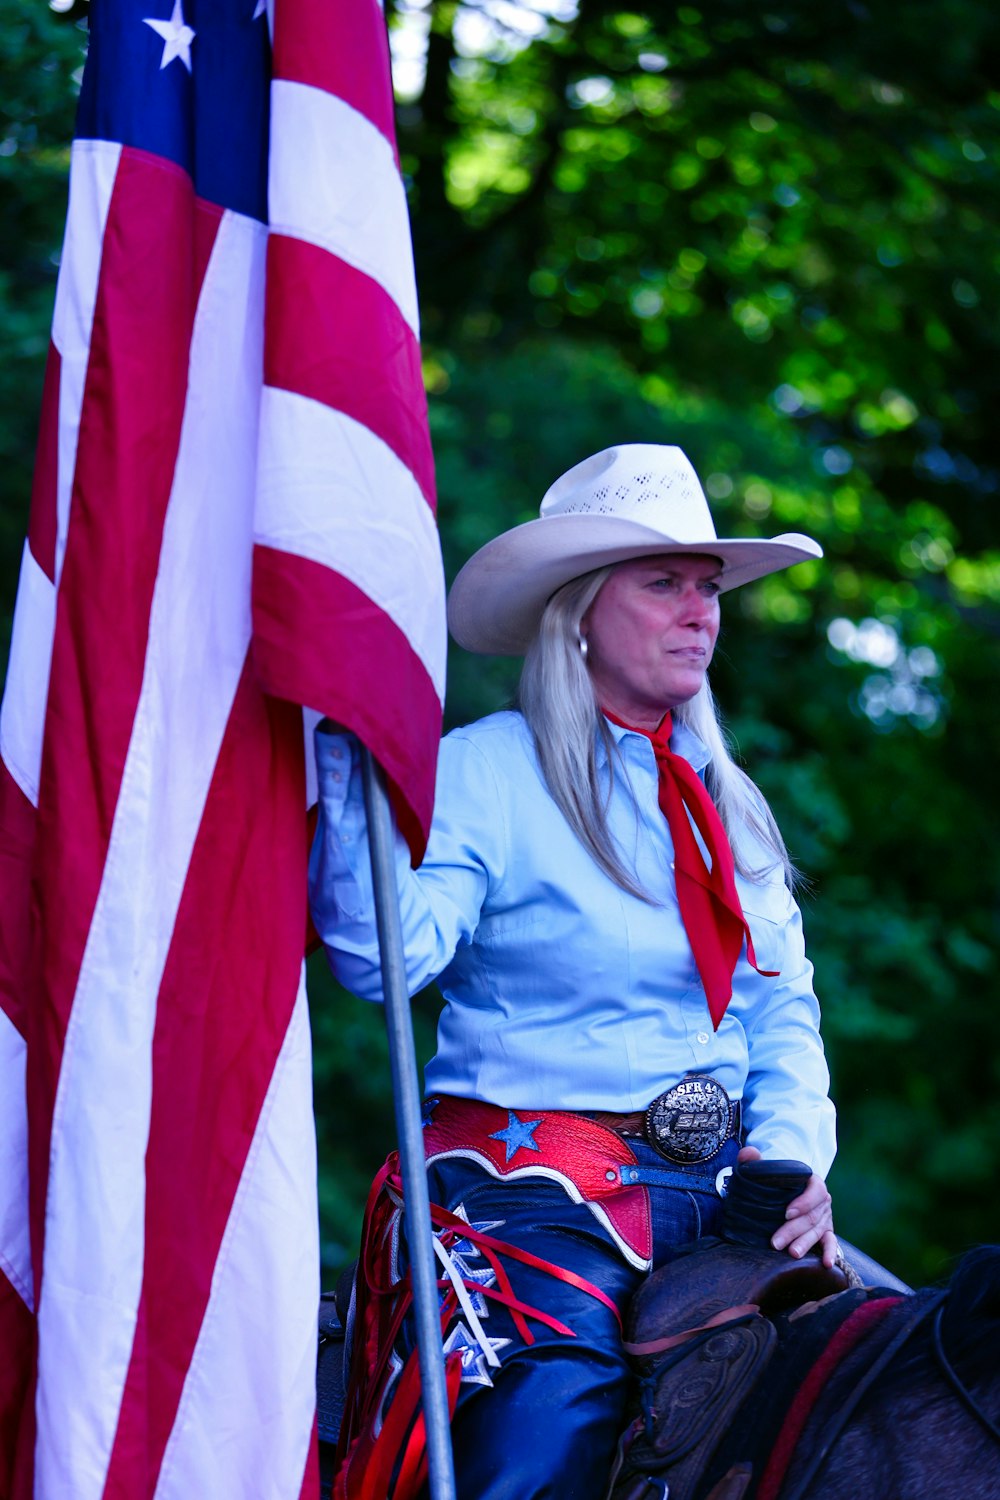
[{"left": 605, "top": 709, "right": 777, "bottom": 1029}]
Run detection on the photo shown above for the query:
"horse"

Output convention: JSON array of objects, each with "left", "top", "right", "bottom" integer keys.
[
  {"left": 316, "top": 1165, "right": 1000, "bottom": 1500},
  {"left": 611, "top": 1236, "right": 1000, "bottom": 1500}
]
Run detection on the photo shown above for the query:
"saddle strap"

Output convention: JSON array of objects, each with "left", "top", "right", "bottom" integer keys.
[{"left": 624, "top": 1304, "right": 760, "bottom": 1359}]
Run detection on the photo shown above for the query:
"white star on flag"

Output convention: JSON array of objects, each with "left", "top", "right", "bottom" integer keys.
[{"left": 144, "top": 0, "right": 196, "bottom": 72}]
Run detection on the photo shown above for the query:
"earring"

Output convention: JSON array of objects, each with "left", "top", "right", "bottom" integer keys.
[{"left": 578, "top": 635, "right": 589, "bottom": 661}]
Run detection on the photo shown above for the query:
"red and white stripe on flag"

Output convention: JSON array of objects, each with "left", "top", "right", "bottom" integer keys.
[
  {"left": 256, "top": 0, "right": 446, "bottom": 860},
  {"left": 0, "top": 0, "right": 445, "bottom": 1495}
]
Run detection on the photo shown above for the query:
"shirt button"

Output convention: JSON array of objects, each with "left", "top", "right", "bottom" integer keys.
[
  {"left": 332, "top": 771, "right": 342, "bottom": 783},
  {"left": 697, "top": 1031, "right": 710, "bottom": 1045},
  {"left": 331, "top": 746, "right": 343, "bottom": 760}
]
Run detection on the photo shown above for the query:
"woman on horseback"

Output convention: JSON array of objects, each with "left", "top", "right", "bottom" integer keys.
[{"left": 310, "top": 443, "right": 838, "bottom": 1500}]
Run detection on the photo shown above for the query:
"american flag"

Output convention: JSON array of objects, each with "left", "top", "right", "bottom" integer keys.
[{"left": 0, "top": 0, "right": 445, "bottom": 1495}]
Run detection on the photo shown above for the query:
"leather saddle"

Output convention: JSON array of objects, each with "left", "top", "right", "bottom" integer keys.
[{"left": 609, "top": 1161, "right": 854, "bottom": 1500}]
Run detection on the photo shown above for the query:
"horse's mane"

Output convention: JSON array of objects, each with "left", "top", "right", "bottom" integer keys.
[
  {"left": 939, "top": 1244, "right": 1000, "bottom": 1373},
  {"left": 881, "top": 1245, "right": 1000, "bottom": 1393}
]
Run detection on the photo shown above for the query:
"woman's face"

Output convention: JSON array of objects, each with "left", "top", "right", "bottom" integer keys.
[{"left": 581, "top": 553, "right": 722, "bottom": 729}]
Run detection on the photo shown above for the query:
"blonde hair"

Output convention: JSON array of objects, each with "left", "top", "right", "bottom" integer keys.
[{"left": 517, "top": 566, "right": 794, "bottom": 898}]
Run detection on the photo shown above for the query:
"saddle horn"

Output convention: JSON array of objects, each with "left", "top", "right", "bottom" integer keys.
[{"left": 722, "top": 1159, "right": 813, "bottom": 1250}]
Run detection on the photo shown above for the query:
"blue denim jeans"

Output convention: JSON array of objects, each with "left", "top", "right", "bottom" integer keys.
[{"left": 405, "top": 1135, "right": 741, "bottom": 1500}]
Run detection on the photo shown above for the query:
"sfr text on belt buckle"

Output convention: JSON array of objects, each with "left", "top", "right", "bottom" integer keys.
[{"left": 644, "top": 1076, "right": 733, "bottom": 1164}]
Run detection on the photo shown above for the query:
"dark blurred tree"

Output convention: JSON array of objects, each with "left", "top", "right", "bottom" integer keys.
[
  {"left": 390, "top": 0, "right": 1000, "bottom": 1282},
  {"left": 0, "top": 0, "right": 83, "bottom": 662},
  {"left": 3, "top": 0, "right": 998, "bottom": 1283}
]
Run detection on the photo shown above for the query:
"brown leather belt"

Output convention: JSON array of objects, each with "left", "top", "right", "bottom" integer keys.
[
  {"left": 584, "top": 1076, "right": 742, "bottom": 1165},
  {"left": 587, "top": 1109, "right": 648, "bottom": 1138}
]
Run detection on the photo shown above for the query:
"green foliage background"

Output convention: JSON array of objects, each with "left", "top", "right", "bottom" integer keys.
[{"left": 3, "top": 0, "right": 998, "bottom": 1286}]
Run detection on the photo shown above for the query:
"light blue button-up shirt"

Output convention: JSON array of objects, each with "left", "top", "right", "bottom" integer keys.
[{"left": 309, "top": 711, "right": 836, "bottom": 1177}]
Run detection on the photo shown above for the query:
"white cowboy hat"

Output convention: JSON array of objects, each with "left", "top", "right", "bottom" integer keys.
[{"left": 447, "top": 443, "right": 823, "bottom": 655}]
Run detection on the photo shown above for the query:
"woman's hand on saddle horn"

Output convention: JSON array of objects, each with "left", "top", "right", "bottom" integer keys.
[{"left": 736, "top": 1145, "right": 838, "bottom": 1268}]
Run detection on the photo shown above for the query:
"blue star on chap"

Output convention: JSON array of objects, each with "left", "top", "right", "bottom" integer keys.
[
  {"left": 421, "top": 1097, "right": 440, "bottom": 1129},
  {"left": 441, "top": 1322, "right": 511, "bottom": 1388},
  {"left": 449, "top": 1203, "right": 505, "bottom": 1265},
  {"left": 489, "top": 1109, "right": 543, "bottom": 1163},
  {"left": 442, "top": 1204, "right": 505, "bottom": 1317}
]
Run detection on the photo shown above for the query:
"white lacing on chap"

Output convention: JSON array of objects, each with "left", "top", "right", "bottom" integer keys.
[{"left": 432, "top": 1236, "right": 502, "bottom": 1368}]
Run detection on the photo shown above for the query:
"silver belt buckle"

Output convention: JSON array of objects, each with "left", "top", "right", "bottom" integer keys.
[{"left": 644, "top": 1075, "right": 733, "bottom": 1164}]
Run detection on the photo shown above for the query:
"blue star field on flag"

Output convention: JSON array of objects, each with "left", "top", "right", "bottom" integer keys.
[{"left": 76, "top": 0, "right": 271, "bottom": 221}]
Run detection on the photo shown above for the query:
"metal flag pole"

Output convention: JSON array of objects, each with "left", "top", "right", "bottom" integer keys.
[{"left": 360, "top": 745, "right": 457, "bottom": 1500}]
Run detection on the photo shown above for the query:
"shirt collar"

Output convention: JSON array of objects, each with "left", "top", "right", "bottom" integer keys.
[{"left": 600, "top": 712, "right": 712, "bottom": 775}]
